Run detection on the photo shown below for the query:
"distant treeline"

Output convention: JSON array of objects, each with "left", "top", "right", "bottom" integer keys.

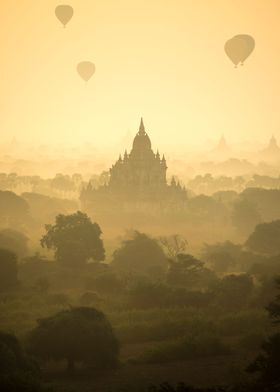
[{"left": 2, "top": 172, "right": 280, "bottom": 199}]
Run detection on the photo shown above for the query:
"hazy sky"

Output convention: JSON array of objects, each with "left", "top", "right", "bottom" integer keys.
[{"left": 0, "top": 0, "right": 280, "bottom": 149}]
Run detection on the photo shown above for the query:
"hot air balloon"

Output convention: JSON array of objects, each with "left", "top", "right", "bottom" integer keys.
[
  {"left": 224, "top": 34, "right": 255, "bottom": 67},
  {"left": 233, "top": 34, "right": 255, "bottom": 65},
  {"left": 55, "top": 5, "right": 74, "bottom": 28},
  {"left": 77, "top": 61, "right": 96, "bottom": 82}
]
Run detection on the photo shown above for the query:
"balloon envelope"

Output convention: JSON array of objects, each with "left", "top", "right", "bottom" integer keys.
[
  {"left": 77, "top": 62, "right": 96, "bottom": 82},
  {"left": 233, "top": 34, "right": 255, "bottom": 63},
  {"left": 55, "top": 5, "right": 74, "bottom": 27},
  {"left": 224, "top": 37, "right": 248, "bottom": 66}
]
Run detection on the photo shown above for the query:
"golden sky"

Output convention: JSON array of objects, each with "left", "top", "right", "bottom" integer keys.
[{"left": 0, "top": 0, "right": 280, "bottom": 148}]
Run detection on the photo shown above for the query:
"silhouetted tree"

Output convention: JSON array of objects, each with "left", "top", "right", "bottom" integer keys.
[
  {"left": 246, "top": 220, "right": 280, "bottom": 256},
  {"left": 22, "top": 192, "right": 78, "bottom": 224},
  {"left": 248, "top": 276, "right": 280, "bottom": 388},
  {"left": 149, "top": 383, "right": 227, "bottom": 392},
  {"left": 33, "top": 277, "right": 50, "bottom": 294},
  {"left": 232, "top": 198, "right": 262, "bottom": 236},
  {"left": 187, "top": 195, "right": 227, "bottom": 223},
  {"left": 86, "top": 272, "right": 123, "bottom": 296},
  {"left": 127, "top": 281, "right": 170, "bottom": 309},
  {"left": 0, "top": 332, "right": 40, "bottom": 392},
  {"left": 27, "top": 307, "right": 119, "bottom": 373},
  {"left": 242, "top": 188, "right": 280, "bottom": 222},
  {"left": 0, "top": 191, "right": 29, "bottom": 226},
  {"left": 212, "top": 274, "right": 254, "bottom": 310},
  {"left": 247, "top": 333, "right": 280, "bottom": 388},
  {"left": 0, "top": 332, "right": 37, "bottom": 376},
  {"left": 159, "top": 235, "right": 188, "bottom": 258},
  {"left": 41, "top": 211, "right": 105, "bottom": 267},
  {"left": 0, "top": 249, "right": 18, "bottom": 290},
  {"left": 266, "top": 276, "right": 280, "bottom": 323},
  {"left": 200, "top": 241, "right": 256, "bottom": 273},
  {"left": 201, "top": 241, "right": 241, "bottom": 273},
  {"left": 51, "top": 174, "right": 76, "bottom": 194},
  {"left": 112, "top": 231, "right": 168, "bottom": 276},
  {"left": 167, "top": 254, "right": 216, "bottom": 290},
  {"left": 0, "top": 229, "right": 29, "bottom": 258}
]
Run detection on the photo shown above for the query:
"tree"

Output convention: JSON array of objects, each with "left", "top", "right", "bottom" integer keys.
[
  {"left": 246, "top": 220, "right": 280, "bottom": 256},
  {"left": 0, "top": 332, "right": 37, "bottom": 376},
  {"left": 0, "top": 229, "right": 29, "bottom": 258},
  {"left": 247, "top": 333, "right": 280, "bottom": 388},
  {"left": 22, "top": 192, "right": 78, "bottom": 224},
  {"left": 27, "top": 307, "right": 119, "bottom": 373},
  {"left": 86, "top": 272, "right": 124, "bottom": 296},
  {"left": 201, "top": 241, "right": 240, "bottom": 273},
  {"left": 0, "top": 191, "right": 29, "bottom": 226},
  {"left": 241, "top": 188, "right": 280, "bottom": 222},
  {"left": 0, "top": 249, "right": 18, "bottom": 290},
  {"left": 201, "top": 241, "right": 264, "bottom": 274},
  {"left": 51, "top": 173, "right": 75, "bottom": 193},
  {"left": 112, "top": 231, "right": 168, "bottom": 276},
  {"left": 187, "top": 195, "right": 227, "bottom": 223},
  {"left": 265, "top": 276, "right": 280, "bottom": 323},
  {"left": 231, "top": 198, "right": 262, "bottom": 236},
  {"left": 247, "top": 277, "right": 280, "bottom": 387},
  {"left": 212, "top": 273, "right": 254, "bottom": 310},
  {"left": 159, "top": 235, "right": 188, "bottom": 258},
  {"left": 166, "top": 254, "right": 216, "bottom": 290},
  {"left": 127, "top": 281, "right": 171, "bottom": 309},
  {"left": 41, "top": 211, "right": 105, "bottom": 267},
  {"left": 0, "top": 332, "right": 40, "bottom": 392}
]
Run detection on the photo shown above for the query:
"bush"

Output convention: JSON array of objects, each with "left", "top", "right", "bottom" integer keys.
[
  {"left": 0, "top": 249, "right": 18, "bottom": 291},
  {"left": 0, "top": 372, "right": 47, "bottom": 392},
  {"left": 0, "top": 331, "right": 42, "bottom": 392},
  {"left": 46, "top": 293, "right": 70, "bottom": 306},
  {"left": 127, "top": 281, "right": 213, "bottom": 310},
  {"left": 133, "top": 335, "right": 230, "bottom": 363},
  {"left": 238, "top": 332, "right": 266, "bottom": 351},
  {"left": 85, "top": 272, "right": 124, "bottom": 296},
  {"left": 148, "top": 384, "right": 226, "bottom": 392},
  {"left": 79, "top": 291, "right": 100, "bottom": 306},
  {"left": 216, "top": 310, "right": 268, "bottom": 337},
  {"left": 115, "top": 317, "right": 217, "bottom": 344}
]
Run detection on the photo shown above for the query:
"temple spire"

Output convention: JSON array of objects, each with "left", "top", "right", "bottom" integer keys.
[
  {"left": 269, "top": 135, "right": 278, "bottom": 148},
  {"left": 124, "top": 150, "right": 128, "bottom": 160},
  {"left": 139, "top": 117, "right": 145, "bottom": 135}
]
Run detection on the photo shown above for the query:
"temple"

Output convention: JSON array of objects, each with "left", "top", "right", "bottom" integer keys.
[
  {"left": 109, "top": 118, "right": 167, "bottom": 194},
  {"left": 260, "top": 135, "right": 280, "bottom": 162},
  {"left": 80, "top": 118, "right": 187, "bottom": 216}
]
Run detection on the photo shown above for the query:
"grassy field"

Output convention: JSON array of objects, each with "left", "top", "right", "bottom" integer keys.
[{"left": 0, "top": 287, "right": 270, "bottom": 391}]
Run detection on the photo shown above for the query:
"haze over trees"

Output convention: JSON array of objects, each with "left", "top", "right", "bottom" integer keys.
[
  {"left": 1, "top": 200, "right": 280, "bottom": 390},
  {"left": 246, "top": 220, "right": 280, "bottom": 256},
  {"left": 2, "top": 167, "right": 280, "bottom": 390},
  {"left": 0, "top": 249, "right": 18, "bottom": 291}
]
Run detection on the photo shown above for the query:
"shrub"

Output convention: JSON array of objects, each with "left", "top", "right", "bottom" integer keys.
[
  {"left": 133, "top": 335, "right": 230, "bottom": 363},
  {"left": 79, "top": 291, "right": 100, "bottom": 306},
  {"left": 0, "top": 331, "right": 42, "bottom": 392},
  {"left": 0, "top": 249, "right": 18, "bottom": 291}
]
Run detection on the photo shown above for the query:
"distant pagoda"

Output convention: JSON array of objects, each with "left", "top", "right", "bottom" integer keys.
[
  {"left": 266, "top": 135, "right": 280, "bottom": 153},
  {"left": 260, "top": 135, "right": 280, "bottom": 161},
  {"left": 215, "top": 135, "right": 231, "bottom": 154}
]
